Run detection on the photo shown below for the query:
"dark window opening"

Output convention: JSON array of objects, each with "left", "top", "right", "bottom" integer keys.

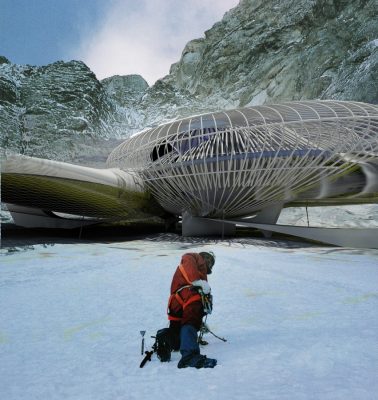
[{"left": 151, "top": 142, "right": 174, "bottom": 162}]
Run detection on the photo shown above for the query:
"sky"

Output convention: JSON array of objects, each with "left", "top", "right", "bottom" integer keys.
[{"left": 0, "top": 0, "right": 239, "bottom": 85}]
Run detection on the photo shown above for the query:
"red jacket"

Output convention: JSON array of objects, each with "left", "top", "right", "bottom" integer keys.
[{"left": 168, "top": 253, "right": 208, "bottom": 323}]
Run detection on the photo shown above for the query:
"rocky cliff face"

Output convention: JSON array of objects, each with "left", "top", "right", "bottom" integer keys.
[
  {"left": 0, "top": 58, "right": 125, "bottom": 164},
  {"left": 160, "top": 0, "right": 378, "bottom": 108},
  {"left": 1, "top": 0, "right": 377, "bottom": 165}
]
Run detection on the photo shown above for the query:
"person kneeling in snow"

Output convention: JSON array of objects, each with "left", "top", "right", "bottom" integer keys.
[{"left": 167, "top": 251, "right": 217, "bottom": 369}]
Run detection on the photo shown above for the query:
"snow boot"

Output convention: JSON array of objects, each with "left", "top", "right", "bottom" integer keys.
[
  {"left": 178, "top": 324, "right": 217, "bottom": 369},
  {"left": 178, "top": 354, "right": 217, "bottom": 369}
]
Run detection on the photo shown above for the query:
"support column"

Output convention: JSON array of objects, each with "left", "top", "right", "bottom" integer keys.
[
  {"left": 251, "top": 204, "right": 283, "bottom": 237},
  {"left": 182, "top": 212, "right": 235, "bottom": 237}
]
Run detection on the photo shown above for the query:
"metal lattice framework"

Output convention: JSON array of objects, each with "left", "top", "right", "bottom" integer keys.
[{"left": 107, "top": 100, "right": 378, "bottom": 219}]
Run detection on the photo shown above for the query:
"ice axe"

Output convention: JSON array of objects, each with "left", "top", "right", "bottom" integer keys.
[{"left": 140, "top": 330, "right": 146, "bottom": 355}]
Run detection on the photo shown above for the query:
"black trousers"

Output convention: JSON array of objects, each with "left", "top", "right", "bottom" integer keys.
[{"left": 168, "top": 321, "right": 181, "bottom": 351}]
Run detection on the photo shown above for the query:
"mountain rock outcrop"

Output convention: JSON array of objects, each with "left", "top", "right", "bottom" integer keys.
[
  {"left": 159, "top": 0, "right": 378, "bottom": 108},
  {"left": 0, "top": 59, "right": 126, "bottom": 164},
  {"left": 1, "top": 0, "right": 377, "bottom": 165}
]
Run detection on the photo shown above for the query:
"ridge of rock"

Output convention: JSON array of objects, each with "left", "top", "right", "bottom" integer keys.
[{"left": 1, "top": 0, "right": 377, "bottom": 165}]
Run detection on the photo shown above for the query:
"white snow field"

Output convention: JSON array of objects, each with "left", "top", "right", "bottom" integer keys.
[{"left": 1, "top": 237, "right": 377, "bottom": 400}]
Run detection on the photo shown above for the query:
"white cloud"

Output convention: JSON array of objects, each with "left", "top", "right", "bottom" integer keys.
[{"left": 70, "top": 0, "right": 239, "bottom": 85}]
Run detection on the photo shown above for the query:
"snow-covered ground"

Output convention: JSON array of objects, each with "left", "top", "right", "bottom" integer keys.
[
  {"left": 278, "top": 205, "right": 378, "bottom": 228},
  {"left": 1, "top": 238, "right": 377, "bottom": 400}
]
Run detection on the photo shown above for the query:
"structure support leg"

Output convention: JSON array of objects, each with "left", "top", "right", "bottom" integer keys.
[
  {"left": 182, "top": 212, "right": 235, "bottom": 237},
  {"left": 251, "top": 204, "right": 283, "bottom": 237}
]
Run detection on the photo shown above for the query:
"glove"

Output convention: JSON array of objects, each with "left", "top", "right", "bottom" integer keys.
[{"left": 192, "top": 279, "right": 211, "bottom": 294}]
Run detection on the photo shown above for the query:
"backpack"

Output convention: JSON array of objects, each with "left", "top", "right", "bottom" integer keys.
[{"left": 154, "top": 328, "right": 172, "bottom": 362}]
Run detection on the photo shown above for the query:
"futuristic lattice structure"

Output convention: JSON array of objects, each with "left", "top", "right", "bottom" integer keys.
[
  {"left": 3, "top": 100, "right": 378, "bottom": 248},
  {"left": 107, "top": 101, "right": 378, "bottom": 221}
]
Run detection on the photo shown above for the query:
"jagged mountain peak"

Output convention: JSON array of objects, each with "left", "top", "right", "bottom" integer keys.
[
  {"left": 0, "top": 55, "right": 11, "bottom": 64},
  {"left": 101, "top": 74, "right": 149, "bottom": 105},
  {"left": 1, "top": 0, "right": 377, "bottom": 166}
]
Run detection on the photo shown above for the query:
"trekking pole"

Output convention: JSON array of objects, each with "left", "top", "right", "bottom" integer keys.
[
  {"left": 208, "top": 328, "right": 227, "bottom": 342},
  {"left": 199, "top": 316, "right": 227, "bottom": 343}
]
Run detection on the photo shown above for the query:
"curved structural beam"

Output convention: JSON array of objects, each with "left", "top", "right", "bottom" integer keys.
[
  {"left": 5, "top": 204, "right": 101, "bottom": 229},
  {"left": 226, "top": 219, "right": 378, "bottom": 249},
  {"left": 2, "top": 155, "right": 164, "bottom": 228}
]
